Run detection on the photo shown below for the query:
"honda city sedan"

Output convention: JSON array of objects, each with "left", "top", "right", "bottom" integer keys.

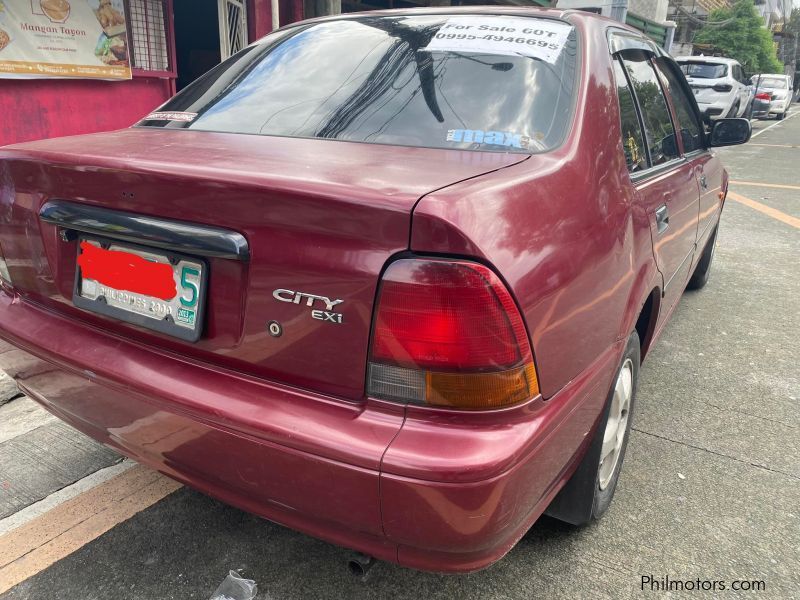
[{"left": 0, "top": 8, "right": 750, "bottom": 573}]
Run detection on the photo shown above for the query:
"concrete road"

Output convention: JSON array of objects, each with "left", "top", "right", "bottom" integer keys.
[{"left": 1, "top": 114, "right": 798, "bottom": 600}]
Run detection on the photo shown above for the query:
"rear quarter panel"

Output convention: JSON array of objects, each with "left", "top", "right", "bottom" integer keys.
[{"left": 410, "top": 17, "right": 659, "bottom": 399}]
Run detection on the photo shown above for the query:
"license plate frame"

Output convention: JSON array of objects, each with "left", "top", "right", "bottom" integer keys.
[{"left": 72, "top": 235, "right": 208, "bottom": 342}]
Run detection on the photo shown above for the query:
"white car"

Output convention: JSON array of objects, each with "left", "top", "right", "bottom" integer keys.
[
  {"left": 676, "top": 56, "right": 752, "bottom": 121},
  {"left": 751, "top": 74, "right": 793, "bottom": 119}
]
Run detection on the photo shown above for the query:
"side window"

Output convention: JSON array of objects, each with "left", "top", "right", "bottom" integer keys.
[
  {"left": 621, "top": 51, "right": 679, "bottom": 166},
  {"left": 613, "top": 59, "right": 648, "bottom": 173},
  {"left": 654, "top": 58, "right": 705, "bottom": 154}
]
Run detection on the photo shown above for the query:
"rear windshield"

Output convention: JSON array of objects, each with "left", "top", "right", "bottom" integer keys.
[
  {"left": 138, "top": 15, "right": 579, "bottom": 154},
  {"left": 754, "top": 76, "right": 788, "bottom": 89},
  {"left": 680, "top": 62, "right": 727, "bottom": 79}
]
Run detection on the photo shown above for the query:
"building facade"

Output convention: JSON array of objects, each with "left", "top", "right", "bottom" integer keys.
[{"left": 1, "top": 0, "right": 673, "bottom": 147}]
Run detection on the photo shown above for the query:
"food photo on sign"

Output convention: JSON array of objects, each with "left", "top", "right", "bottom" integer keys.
[
  {"left": 0, "top": 0, "right": 131, "bottom": 79},
  {"left": 91, "top": 0, "right": 127, "bottom": 66},
  {"left": 0, "top": 3, "right": 10, "bottom": 52}
]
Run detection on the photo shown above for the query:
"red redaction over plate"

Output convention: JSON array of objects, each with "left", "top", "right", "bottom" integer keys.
[{"left": 77, "top": 241, "right": 177, "bottom": 301}]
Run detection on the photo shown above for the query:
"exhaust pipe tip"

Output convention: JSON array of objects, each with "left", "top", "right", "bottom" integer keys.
[{"left": 347, "top": 553, "right": 376, "bottom": 581}]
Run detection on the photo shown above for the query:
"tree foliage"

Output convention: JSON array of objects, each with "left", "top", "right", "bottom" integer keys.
[
  {"left": 786, "top": 8, "right": 800, "bottom": 39},
  {"left": 693, "top": 0, "right": 783, "bottom": 75},
  {"left": 786, "top": 8, "right": 800, "bottom": 67}
]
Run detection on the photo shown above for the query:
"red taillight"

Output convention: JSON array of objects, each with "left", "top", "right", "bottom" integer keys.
[
  {"left": 755, "top": 92, "right": 771, "bottom": 100},
  {"left": 368, "top": 258, "right": 539, "bottom": 410}
]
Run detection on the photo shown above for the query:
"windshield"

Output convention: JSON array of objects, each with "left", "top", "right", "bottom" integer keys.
[
  {"left": 680, "top": 62, "right": 728, "bottom": 79},
  {"left": 138, "top": 15, "right": 579, "bottom": 154},
  {"left": 754, "top": 76, "right": 788, "bottom": 89}
]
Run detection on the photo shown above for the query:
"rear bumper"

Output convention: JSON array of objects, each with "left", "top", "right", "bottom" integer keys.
[
  {"left": 0, "top": 290, "right": 616, "bottom": 572},
  {"left": 698, "top": 106, "right": 727, "bottom": 120},
  {"left": 751, "top": 99, "right": 771, "bottom": 117},
  {"left": 696, "top": 96, "right": 734, "bottom": 120}
]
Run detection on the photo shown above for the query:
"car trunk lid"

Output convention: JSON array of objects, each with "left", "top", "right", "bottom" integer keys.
[{"left": 0, "top": 128, "right": 527, "bottom": 400}]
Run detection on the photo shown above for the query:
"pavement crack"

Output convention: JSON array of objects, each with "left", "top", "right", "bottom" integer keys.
[
  {"left": 696, "top": 401, "right": 797, "bottom": 429},
  {"left": 631, "top": 428, "right": 800, "bottom": 481}
]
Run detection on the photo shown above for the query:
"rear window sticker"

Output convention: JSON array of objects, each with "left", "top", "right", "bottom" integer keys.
[
  {"left": 143, "top": 111, "right": 198, "bottom": 122},
  {"left": 447, "top": 129, "right": 531, "bottom": 149},
  {"left": 423, "top": 16, "right": 573, "bottom": 64}
]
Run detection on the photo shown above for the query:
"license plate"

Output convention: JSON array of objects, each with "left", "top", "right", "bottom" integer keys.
[{"left": 73, "top": 237, "right": 207, "bottom": 342}]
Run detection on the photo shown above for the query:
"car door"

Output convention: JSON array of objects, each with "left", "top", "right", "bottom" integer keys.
[
  {"left": 654, "top": 56, "right": 724, "bottom": 256},
  {"left": 614, "top": 50, "right": 700, "bottom": 317}
]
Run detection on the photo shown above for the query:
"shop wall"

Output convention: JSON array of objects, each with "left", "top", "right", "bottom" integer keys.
[
  {"left": 0, "top": 75, "right": 172, "bottom": 147},
  {"left": 248, "top": 0, "right": 275, "bottom": 39}
]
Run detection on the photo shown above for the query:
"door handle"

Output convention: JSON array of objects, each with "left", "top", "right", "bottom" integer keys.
[{"left": 655, "top": 204, "right": 669, "bottom": 234}]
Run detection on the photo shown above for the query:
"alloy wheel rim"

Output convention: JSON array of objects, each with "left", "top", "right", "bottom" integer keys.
[{"left": 598, "top": 358, "right": 633, "bottom": 491}]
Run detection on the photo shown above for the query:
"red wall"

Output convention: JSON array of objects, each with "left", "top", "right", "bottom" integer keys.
[
  {"left": 248, "top": 0, "right": 303, "bottom": 41},
  {"left": 2, "top": 0, "right": 294, "bottom": 148},
  {"left": 248, "top": 0, "right": 275, "bottom": 39},
  {"left": 0, "top": 76, "right": 172, "bottom": 147}
]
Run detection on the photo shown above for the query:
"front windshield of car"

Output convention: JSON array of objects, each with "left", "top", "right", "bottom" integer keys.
[
  {"left": 754, "top": 76, "right": 788, "bottom": 89},
  {"left": 680, "top": 62, "right": 728, "bottom": 79},
  {"left": 138, "top": 15, "right": 579, "bottom": 154}
]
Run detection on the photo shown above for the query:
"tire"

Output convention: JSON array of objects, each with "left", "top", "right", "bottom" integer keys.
[
  {"left": 726, "top": 101, "right": 740, "bottom": 118},
  {"left": 687, "top": 225, "right": 718, "bottom": 290},
  {"left": 777, "top": 111, "right": 785, "bottom": 120},
  {"left": 544, "top": 331, "right": 640, "bottom": 526},
  {"left": 743, "top": 99, "right": 753, "bottom": 119}
]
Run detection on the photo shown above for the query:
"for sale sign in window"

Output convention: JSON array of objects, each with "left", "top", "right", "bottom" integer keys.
[{"left": 423, "top": 16, "right": 573, "bottom": 65}]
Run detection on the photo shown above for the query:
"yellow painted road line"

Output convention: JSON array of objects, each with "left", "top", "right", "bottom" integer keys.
[
  {"left": 727, "top": 191, "right": 800, "bottom": 230},
  {"left": 731, "top": 181, "right": 800, "bottom": 192},
  {"left": 0, "top": 464, "right": 181, "bottom": 594}
]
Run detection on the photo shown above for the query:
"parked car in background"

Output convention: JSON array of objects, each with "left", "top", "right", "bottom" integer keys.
[
  {"left": 677, "top": 56, "right": 752, "bottom": 121},
  {"left": 0, "top": 8, "right": 751, "bottom": 573},
  {"left": 751, "top": 74, "right": 793, "bottom": 119},
  {"left": 751, "top": 90, "right": 772, "bottom": 118}
]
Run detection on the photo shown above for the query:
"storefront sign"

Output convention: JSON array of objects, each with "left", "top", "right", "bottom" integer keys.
[{"left": 0, "top": 0, "right": 131, "bottom": 80}]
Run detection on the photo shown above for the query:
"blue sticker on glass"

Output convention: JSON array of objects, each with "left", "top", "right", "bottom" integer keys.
[{"left": 446, "top": 129, "right": 530, "bottom": 149}]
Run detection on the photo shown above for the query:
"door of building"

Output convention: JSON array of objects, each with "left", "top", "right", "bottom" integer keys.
[{"left": 173, "top": 0, "right": 248, "bottom": 90}]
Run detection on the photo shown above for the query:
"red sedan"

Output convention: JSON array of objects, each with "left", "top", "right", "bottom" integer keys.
[{"left": 0, "top": 8, "right": 749, "bottom": 573}]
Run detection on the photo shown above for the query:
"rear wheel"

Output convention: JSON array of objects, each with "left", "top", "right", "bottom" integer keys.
[
  {"left": 777, "top": 110, "right": 785, "bottom": 120},
  {"left": 726, "top": 101, "right": 740, "bottom": 118},
  {"left": 544, "top": 331, "right": 639, "bottom": 525},
  {"left": 743, "top": 99, "right": 753, "bottom": 119},
  {"left": 687, "top": 225, "right": 718, "bottom": 290}
]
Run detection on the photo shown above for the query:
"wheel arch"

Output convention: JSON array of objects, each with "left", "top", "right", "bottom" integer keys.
[
  {"left": 620, "top": 261, "right": 662, "bottom": 363},
  {"left": 634, "top": 287, "right": 660, "bottom": 361}
]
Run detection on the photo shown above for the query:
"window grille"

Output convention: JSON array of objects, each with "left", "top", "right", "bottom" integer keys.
[
  {"left": 127, "top": 0, "right": 171, "bottom": 72},
  {"left": 218, "top": 0, "right": 248, "bottom": 61}
]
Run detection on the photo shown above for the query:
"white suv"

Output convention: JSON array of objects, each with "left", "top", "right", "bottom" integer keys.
[
  {"left": 751, "top": 74, "right": 793, "bottom": 119},
  {"left": 676, "top": 56, "right": 752, "bottom": 122}
]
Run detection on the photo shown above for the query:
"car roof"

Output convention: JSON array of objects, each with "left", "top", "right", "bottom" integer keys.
[
  {"left": 675, "top": 56, "right": 740, "bottom": 66},
  {"left": 280, "top": 5, "right": 645, "bottom": 35}
]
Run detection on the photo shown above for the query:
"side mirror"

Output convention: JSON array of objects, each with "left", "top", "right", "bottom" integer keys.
[
  {"left": 662, "top": 132, "right": 678, "bottom": 157},
  {"left": 709, "top": 118, "right": 751, "bottom": 147}
]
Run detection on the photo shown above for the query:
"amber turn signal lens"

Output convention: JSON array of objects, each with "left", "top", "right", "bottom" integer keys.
[{"left": 426, "top": 363, "right": 539, "bottom": 410}]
